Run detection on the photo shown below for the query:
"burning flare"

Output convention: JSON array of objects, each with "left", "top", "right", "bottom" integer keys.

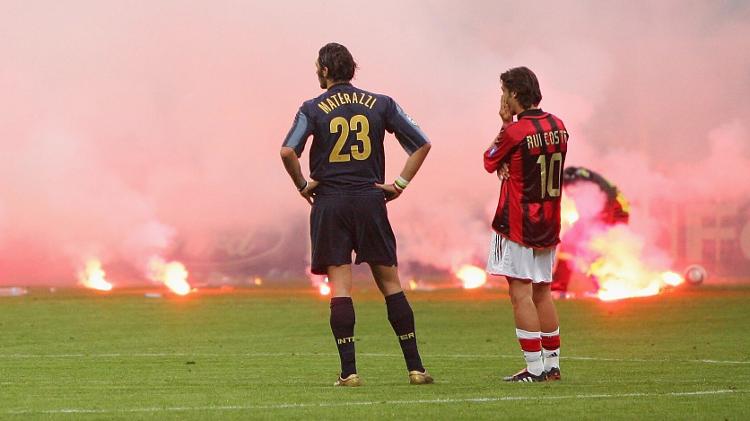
[
  {"left": 148, "top": 257, "right": 191, "bottom": 295},
  {"left": 661, "top": 271, "right": 684, "bottom": 287},
  {"left": 560, "top": 194, "right": 580, "bottom": 235},
  {"left": 319, "top": 282, "right": 331, "bottom": 296},
  {"left": 588, "top": 227, "right": 683, "bottom": 301},
  {"left": 456, "top": 264, "right": 487, "bottom": 289},
  {"left": 561, "top": 184, "right": 683, "bottom": 302},
  {"left": 307, "top": 267, "right": 330, "bottom": 296},
  {"left": 78, "top": 259, "right": 113, "bottom": 291}
]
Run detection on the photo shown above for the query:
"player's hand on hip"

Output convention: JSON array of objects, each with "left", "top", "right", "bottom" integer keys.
[
  {"left": 300, "top": 180, "right": 319, "bottom": 205},
  {"left": 375, "top": 183, "right": 402, "bottom": 203},
  {"left": 497, "top": 163, "right": 510, "bottom": 180}
]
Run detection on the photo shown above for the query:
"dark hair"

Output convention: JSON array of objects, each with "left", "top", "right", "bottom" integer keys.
[
  {"left": 318, "top": 43, "right": 357, "bottom": 82},
  {"left": 500, "top": 67, "right": 542, "bottom": 109}
]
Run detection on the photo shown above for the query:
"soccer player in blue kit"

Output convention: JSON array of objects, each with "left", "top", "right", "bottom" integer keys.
[{"left": 280, "top": 43, "right": 433, "bottom": 387}]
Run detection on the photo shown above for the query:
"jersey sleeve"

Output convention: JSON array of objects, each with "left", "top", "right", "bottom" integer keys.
[
  {"left": 484, "top": 124, "right": 519, "bottom": 173},
  {"left": 384, "top": 99, "right": 430, "bottom": 155},
  {"left": 281, "top": 105, "right": 314, "bottom": 157}
]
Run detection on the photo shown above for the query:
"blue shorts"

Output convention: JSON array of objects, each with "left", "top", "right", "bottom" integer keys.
[{"left": 310, "top": 192, "right": 397, "bottom": 275}]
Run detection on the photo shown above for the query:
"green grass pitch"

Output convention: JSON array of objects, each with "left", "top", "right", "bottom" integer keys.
[{"left": 0, "top": 285, "right": 748, "bottom": 419}]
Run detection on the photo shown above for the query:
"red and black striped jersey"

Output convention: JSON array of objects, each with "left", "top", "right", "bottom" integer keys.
[{"left": 484, "top": 109, "right": 569, "bottom": 248}]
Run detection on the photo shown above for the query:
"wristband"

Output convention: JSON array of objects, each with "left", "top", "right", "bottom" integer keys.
[
  {"left": 394, "top": 176, "right": 409, "bottom": 190},
  {"left": 393, "top": 182, "right": 404, "bottom": 193},
  {"left": 297, "top": 180, "right": 308, "bottom": 192}
]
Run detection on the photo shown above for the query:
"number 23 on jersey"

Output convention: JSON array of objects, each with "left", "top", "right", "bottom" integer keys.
[{"left": 328, "top": 114, "right": 371, "bottom": 162}]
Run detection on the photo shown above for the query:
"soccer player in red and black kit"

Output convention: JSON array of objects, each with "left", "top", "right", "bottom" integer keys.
[
  {"left": 280, "top": 43, "right": 433, "bottom": 387},
  {"left": 484, "top": 67, "right": 568, "bottom": 382}
]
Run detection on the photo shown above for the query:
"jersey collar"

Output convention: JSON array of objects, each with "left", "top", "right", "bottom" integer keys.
[
  {"left": 517, "top": 108, "right": 546, "bottom": 119},
  {"left": 328, "top": 82, "right": 353, "bottom": 91}
]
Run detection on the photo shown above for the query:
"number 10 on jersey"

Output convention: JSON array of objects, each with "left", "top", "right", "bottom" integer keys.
[
  {"left": 329, "top": 115, "right": 371, "bottom": 162},
  {"left": 536, "top": 152, "right": 563, "bottom": 199}
]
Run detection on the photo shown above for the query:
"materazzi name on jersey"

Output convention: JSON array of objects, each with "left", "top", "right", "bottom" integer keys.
[
  {"left": 525, "top": 129, "right": 569, "bottom": 150},
  {"left": 317, "top": 91, "right": 377, "bottom": 114}
]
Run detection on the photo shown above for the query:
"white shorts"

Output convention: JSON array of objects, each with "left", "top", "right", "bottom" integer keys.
[{"left": 486, "top": 232, "right": 556, "bottom": 283}]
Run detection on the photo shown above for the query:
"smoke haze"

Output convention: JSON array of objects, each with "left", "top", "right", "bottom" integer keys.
[{"left": 1, "top": 1, "right": 748, "bottom": 284}]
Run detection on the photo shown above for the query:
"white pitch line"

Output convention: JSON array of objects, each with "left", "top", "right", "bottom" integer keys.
[
  {"left": 364, "top": 353, "right": 750, "bottom": 365},
  {"left": 0, "top": 352, "right": 747, "bottom": 365},
  {"left": 4, "top": 389, "right": 744, "bottom": 415}
]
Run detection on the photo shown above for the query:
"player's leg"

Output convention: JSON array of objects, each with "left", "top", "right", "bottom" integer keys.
[
  {"left": 329, "top": 264, "right": 354, "bottom": 297},
  {"left": 508, "top": 278, "right": 541, "bottom": 331},
  {"left": 370, "top": 264, "right": 432, "bottom": 384},
  {"left": 532, "top": 282, "right": 559, "bottom": 332},
  {"left": 354, "top": 194, "right": 432, "bottom": 384},
  {"left": 328, "top": 277, "right": 360, "bottom": 387},
  {"left": 486, "top": 234, "right": 546, "bottom": 381},
  {"left": 327, "top": 264, "right": 360, "bottom": 385},
  {"left": 370, "top": 263, "right": 402, "bottom": 296},
  {"left": 533, "top": 282, "right": 561, "bottom": 379},
  {"left": 310, "top": 197, "right": 360, "bottom": 386},
  {"left": 505, "top": 277, "right": 546, "bottom": 381}
]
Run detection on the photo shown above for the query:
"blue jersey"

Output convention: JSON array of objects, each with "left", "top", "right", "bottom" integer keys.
[{"left": 282, "top": 83, "right": 429, "bottom": 195}]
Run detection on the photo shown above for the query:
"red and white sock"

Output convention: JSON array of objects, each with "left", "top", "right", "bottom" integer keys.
[
  {"left": 541, "top": 327, "right": 561, "bottom": 371},
  {"left": 515, "top": 328, "right": 543, "bottom": 376}
]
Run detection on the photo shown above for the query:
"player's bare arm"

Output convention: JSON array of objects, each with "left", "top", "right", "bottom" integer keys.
[
  {"left": 376, "top": 142, "right": 431, "bottom": 202},
  {"left": 280, "top": 146, "right": 318, "bottom": 205}
]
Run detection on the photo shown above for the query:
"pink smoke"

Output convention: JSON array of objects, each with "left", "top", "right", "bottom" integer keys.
[{"left": 0, "top": 1, "right": 748, "bottom": 285}]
